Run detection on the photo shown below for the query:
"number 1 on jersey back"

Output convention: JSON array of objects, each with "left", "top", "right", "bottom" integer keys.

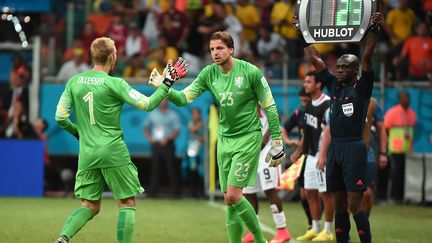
[{"left": 83, "top": 91, "right": 96, "bottom": 125}]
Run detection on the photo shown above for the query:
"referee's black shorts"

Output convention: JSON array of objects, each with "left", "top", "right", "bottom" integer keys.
[{"left": 326, "top": 138, "right": 367, "bottom": 192}]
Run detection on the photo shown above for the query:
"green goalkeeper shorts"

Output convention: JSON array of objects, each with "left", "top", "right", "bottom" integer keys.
[
  {"left": 217, "top": 131, "right": 262, "bottom": 193},
  {"left": 74, "top": 163, "right": 144, "bottom": 200}
]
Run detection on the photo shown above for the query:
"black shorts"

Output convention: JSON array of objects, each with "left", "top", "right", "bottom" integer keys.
[
  {"left": 365, "top": 163, "right": 376, "bottom": 187},
  {"left": 326, "top": 139, "right": 367, "bottom": 192},
  {"left": 298, "top": 155, "right": 307, "bottom": 188}
]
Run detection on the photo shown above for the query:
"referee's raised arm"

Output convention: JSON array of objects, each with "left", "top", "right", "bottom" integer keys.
[
  {"left": 292, "top": 16, "right": 326, "bottom": 73},
  {"left": 361, "top": 12, "right": 384, "bottom": 72}
]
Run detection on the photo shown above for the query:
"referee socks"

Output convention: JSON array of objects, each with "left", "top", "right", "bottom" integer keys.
[
  {"left": 335, "top": 212, "right": 350, "bottom": 243},
  {"left": 354, "top": 211, "right": 371, "bottom": 243}
]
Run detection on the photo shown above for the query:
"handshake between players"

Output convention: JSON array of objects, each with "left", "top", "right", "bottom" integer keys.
[
  {"left": 148, "top": 57, "right": 285, "bottom": 168},
  {"left": 149, "top": 57, "right": 189, "bottom": 88}
]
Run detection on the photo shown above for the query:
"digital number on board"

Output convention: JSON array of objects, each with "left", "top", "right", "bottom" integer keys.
[{"left": 297, "top": 0, "right": 377, "bottom": 43}]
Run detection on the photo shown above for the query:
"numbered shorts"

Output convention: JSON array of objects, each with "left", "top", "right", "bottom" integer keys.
[
  {"left": 326, "top": 139, "right": 367, "bottom": 192},
  {"left": 217, "top": 131, "right": 262, "bottom": 193},
  {"left": 243, "top": 143, "right": 282, "bottom": 194},
  {"left": 74, "top": 163, "right": 144, "bottom": 200},
  {"left": 304, "top": 154, "right": 327, "bottom": 192}
]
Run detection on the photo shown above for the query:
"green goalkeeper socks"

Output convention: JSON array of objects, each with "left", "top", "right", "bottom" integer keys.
[
  {"left": 117, "top": 207, "right": 136, "bottom": 243},
  {"left": 233, "top": 197, "right": 266, "bottom": 243},
  {"left": 226, "top": 204, "right": 243, "bottom": 243},
  {"left": 60, "top": 207, "right": 95, "bottom": 240}
]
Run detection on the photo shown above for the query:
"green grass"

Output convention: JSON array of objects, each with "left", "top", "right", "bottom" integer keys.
[{"left": 0, "top": 198, "right": 431, "bottom": 243}]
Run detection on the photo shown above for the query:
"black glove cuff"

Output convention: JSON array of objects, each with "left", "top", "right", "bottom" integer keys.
[
  {"left": 273, "top": 150, "right": 285, "bottom": 159},
  {"left": 368, "top": 24, "right": 380, "bottom": 34},
  {"left": 162, "top": 77, "right": 175, "bottom": 88}
]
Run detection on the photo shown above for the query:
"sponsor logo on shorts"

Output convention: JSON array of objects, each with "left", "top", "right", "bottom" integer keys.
[{"left": 235, "top": 163, "right": 250, "bottom": 182}]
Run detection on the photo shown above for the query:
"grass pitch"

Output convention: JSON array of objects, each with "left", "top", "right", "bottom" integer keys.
[{"left": 0, "top": 197, "right": 431, "bottom": 243}]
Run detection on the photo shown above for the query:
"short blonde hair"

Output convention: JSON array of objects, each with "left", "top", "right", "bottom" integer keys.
[{"left": 90, "top": 37, "right": 116, "bottom": 65}]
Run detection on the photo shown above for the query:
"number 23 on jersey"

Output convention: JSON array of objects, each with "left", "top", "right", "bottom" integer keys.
[{"left": 219, "top": 92, "right": 234, "bottom": 106}]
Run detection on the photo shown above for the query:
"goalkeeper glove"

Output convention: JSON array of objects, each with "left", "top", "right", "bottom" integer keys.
[
  {"left": 149, "top": 68, "right": 165, "bottom": 88},
  {"left": 265, "top": 140, "right": 285, "bottom": 167},
  {"left": 149, "top": 57, "right": 189, "bottom": 88}
]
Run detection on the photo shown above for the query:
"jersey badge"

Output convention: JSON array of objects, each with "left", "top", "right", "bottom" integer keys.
[
  {"left": 261, "top": 77, "right": 268, "bottom": 88},
  {"left": 342, "top": 103, "right": 354, "bottom": 117},
  {"left": 128, "top": 89, "right": 141, "bottom": 101},
  {"left": 234, "top": 76, "right": 244, "bottom": 88}
]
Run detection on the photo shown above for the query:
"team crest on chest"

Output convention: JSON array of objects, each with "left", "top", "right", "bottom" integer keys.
[
  {"left": 234, "top": 76, "right": 244, "bottom": 88},
  {"left": 342, "top": 103, "right": 354, "bottom": 117}
]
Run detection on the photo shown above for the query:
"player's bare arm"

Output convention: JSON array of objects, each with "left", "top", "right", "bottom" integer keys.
[
  {"left": 376, "top": 120, "right": 388, "bottom": 169},
  {"left": 282, "top": 127, "right": 298, "bottom": 147},
  {"left": 290, "top": 135, "right": 304, "bottom": 162}
]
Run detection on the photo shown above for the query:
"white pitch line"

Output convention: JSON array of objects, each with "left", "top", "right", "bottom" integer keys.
[{"left": 208, "top": 201, "right": 277, "bottom": 236}]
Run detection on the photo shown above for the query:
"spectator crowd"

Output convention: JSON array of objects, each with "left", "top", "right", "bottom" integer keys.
[{"left": 29, "top": 0, "right": 430, "bottom": 84}]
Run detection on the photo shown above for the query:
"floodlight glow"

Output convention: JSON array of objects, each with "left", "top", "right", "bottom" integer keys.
[{"left": 14, "top": 23, "right": 22, "bottom": 32}]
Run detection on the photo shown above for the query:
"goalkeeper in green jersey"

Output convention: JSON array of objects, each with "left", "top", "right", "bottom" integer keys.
[
  {"left": 150, "top": 31, "right": 285, "bottom": 243},
  {"left": 54, "top": 37, "right": 188, "bottom": 243}
]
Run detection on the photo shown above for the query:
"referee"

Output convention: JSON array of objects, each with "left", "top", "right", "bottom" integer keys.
[{"left": 294, "top": 12, "right": 384, "bottom": 243}]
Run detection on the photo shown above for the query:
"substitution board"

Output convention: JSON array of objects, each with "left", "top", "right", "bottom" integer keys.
[{"left": 296, "top": 0, "right": 378, "bottom": 43}]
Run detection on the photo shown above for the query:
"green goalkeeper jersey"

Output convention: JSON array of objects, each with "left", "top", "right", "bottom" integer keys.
[
  {"left": 168, "top": 59, "right": 281, "bottom": 140},
  {"left": 55, "top": 70, "right": 168, "bottom": 170}
]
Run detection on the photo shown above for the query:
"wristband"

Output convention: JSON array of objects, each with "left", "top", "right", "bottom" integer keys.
[
  {"left": 368, "top": 24, "right": 380, "bottom": 33},
  {"left": 300, "top": 35, "right": 311, "bottom": 48},
  {"left": 162, "top": 77, "right": 175, "bottom": 88}
]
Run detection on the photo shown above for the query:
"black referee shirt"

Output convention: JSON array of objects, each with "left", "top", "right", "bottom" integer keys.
[{"left": 317, "top": 69, "right": 374, "bottom": 140}]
